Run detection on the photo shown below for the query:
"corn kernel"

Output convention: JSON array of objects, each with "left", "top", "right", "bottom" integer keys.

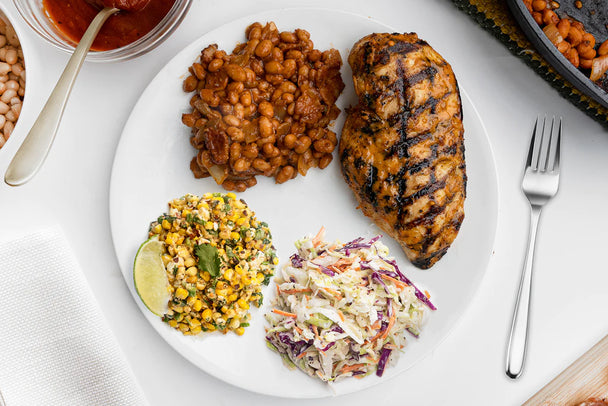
[
  {"left": 186, "top": 266, "right": 198, "bottom": 277},
  {"left": 190, "top": 325, "right": 202, "bottom": 335},
  {"left": 216, "top": 289, "right": 228, "bottom": 297},
  {"left": 230, "top": 232, "right": 240, "bottom": 240},
  {"left": 204, "top": 221, "right": 214, "bottom": 230},
  {"left": 161, "top": 254, "right": 172, "bottom": 266},
  {"left": 237, "top": 299, "right": 250, "bottom": 310},
  {"left": 193, "top": 299, "right": 203, "bottom": 312},
  {"left": 165, "top": 235, "right": 174, "bottom": 245},
  {"left": 182, "top": 209, "right": 191, "bottom": 217},
  {"left": 226, "top": 309, "right": 236, "bottom": 319},
  {"left": 202, "top": 271, "right": 211, "bottom": 281},
  {"left": 162, "top": 219, "right": 171, "bottom": 229},
  {"left": 179, "top": 323, "right": 189, "bottom": 332},
  {"left": 175, "top": 287, "right": 188, "bottom": 300},
  {"left": 187, "top": 296, "right": 196, "bottom": 306},
  {"left": 226, "top": 192, "right": 236, "bottom": 199},
  {"left": 202, "top": 309, "right": 213, "bottom": 321},
  {"left": 189, "top": 318, "right": 201, "bottom": 327},
  {"left": 235, "top": 327, "right": 245, "bottom": 336},
  {"left": 168, "top": 319, "right": 178, "bottom": 327},
  {"left": 272, "top": 257, "right": 279, "bottom": 265},
  {"left": 236, "top": 217, "right": 247, "bottom": 226},
  {"left": 235, "top": 265, "right": 244, "bottom": 275},
  {"left": 229, "top": 318, "right": 240, "bottom": 329},
  {"left": 152, "top": 224, "right": 162, "bottom": 234},
  {"left": 203, "top": 322, "right": 216, "bottom": 331},
  {"left": 221, "top": 305, "right": 228, "bottom": 313},
  {"left": 228, "top": 293, "right": 238, "bottom": 303},
  {"left": 256, "top": 273, "right": 265, "bottom": 284}
]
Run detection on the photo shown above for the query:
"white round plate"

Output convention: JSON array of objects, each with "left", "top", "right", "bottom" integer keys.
[{"left": 110, "top": 8, "right": 498, "bottom": 399}]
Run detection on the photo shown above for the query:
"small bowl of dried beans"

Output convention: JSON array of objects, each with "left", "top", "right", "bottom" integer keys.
[
  {"left": 181, "top": 21, "right": 345, "bottom": 192},
  {"left": 0, "top": 5, "right": 28, "bottom": 150}
]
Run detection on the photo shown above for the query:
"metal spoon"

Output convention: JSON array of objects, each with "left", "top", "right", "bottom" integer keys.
[{"left": 4, "top": 7, "right": 119, "bottom": 186}]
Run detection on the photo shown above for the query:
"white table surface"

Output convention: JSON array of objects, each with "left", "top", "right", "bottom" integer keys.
[{"left": 1, "top": 0, "right": 607, "bottom": 405}]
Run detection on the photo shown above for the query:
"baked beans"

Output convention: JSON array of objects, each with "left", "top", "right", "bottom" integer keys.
[
  {"left": 182, "top": 22, "right": 345, "bottom": 192},
  {"left": 524, "top": 0, "right": 608, "bottom": 84},
  {"left": 0, "top": 18, "right": 25, "bottom": 149}
]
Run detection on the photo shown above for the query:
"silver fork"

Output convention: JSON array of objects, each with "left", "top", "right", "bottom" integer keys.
[{"left": 505, "top": 116, "right": 562, "bottom": 379}]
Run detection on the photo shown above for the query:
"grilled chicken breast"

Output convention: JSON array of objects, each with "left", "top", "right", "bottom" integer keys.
[{"left": 339, "top": 33, "right": 466, "bottom": 269}]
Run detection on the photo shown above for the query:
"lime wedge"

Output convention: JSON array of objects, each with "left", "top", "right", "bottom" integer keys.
[{"left": 133, "top": 235, "right": 171, "bottom": 316}]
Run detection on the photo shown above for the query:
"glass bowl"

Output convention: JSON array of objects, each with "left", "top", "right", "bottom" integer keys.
[{"left": 12, "top": 0, "right": 192, "bottom": 63}]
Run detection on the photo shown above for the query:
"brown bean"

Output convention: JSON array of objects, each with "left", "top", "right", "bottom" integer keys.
[
  {"left": 258, "top": 116, "right": 274, "bottom": 137},
  {"left": 265, "top": 60, "right": 282, "bottom": 74},
  {"left": 233, "top": 158, "right": 251, "bottom": 172},
  {"left": 557, "top": 19, "right": 570, "bottom": 39},
  {"left": 227, "top": 126, "right": 244, "bottom": 142},
  {"left": 313, "top": 139, "right": 334, "bottom": 154},
  {"left": 242, "top": 143, "right": 259, "bottom": 159},
  {"left": 581, "top": 33, "right": 596, "bottom": 49},
  {"left": 565, "top": 48, "right": 579, "bottom": 68},
  {"left": 183, "top": 75, "right": 198, "bottom": 92},
  {"left": 577, "top": 44, "right": 596, "bottom": 60},
  {"left": 275, "top": 165, "right": 295, "bottom": 183},
  {"left": 255, "top": 40, "right": 273, "bottom": 58},
  {"left": 223, "top": 115, "right": 241, "bottom": 127},
  {"left": 258, "top": 101, "right": 274, "bottom": 118},
  {"left": 182, "top": 113, "right": 197, "bottom": 127},
  {"left": 532, "top": 0, "right": 547, "bottom": 10},
  {"left": 532, "top": 11, "right": 543, "bottom": 25},
  {"left": 557, "top": 41, "right": 570, "bottom": 54},
  {"left": 598, "top": 40, "right": 608, "bottom": 56},
  {"left": 566, "top": 26, "right": 583, "bottom": 46},
  {"left": 580, "top": 58, "right": 593, "bottom": 69},
  {"left": 283, "top": 133, "right": 297, "bottom": 149},
  {"left": 542, "top": 9, "right": 559, "bottom": 25},
  {"left": 225, "top": 64, "right": 248, "bottom": 82},
  {"left": 294, "top": 135, "right": 312, "bottom": 154},
  {"left": 208, "top": 58, "right": 224, "bottom": 72},
  {"left": 192, "top": 63, "right": 206, "bottom": 80},
  {"left": 252, "top": 158, "right": 271, "bottom": 172},
  {"left": 318, "top": 154, "right": 333, "bottom": 169}
]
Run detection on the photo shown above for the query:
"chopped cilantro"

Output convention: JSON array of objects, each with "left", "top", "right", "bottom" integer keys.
[{"left": 194, "top": 244, "right": 221, "bottom": 278}]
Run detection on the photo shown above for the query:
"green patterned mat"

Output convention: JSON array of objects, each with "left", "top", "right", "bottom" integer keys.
[{"left": 452, "top": 0, "right": 608, "bottom": 128}]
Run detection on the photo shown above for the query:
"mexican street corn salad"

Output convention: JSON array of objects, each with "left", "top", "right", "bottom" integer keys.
[
  {"left": 265, "top": 228, "right": 435, "bottom": 381},
  {"left": 147, "top": 193, "right": 277, "bottom": 336}
]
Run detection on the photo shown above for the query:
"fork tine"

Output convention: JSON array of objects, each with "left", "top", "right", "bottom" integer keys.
[
  {"left": 527, "top": 116, "right": 545, "bottom": 170},
  {"left": 552, "top": 118, "right": 562, "bottom": 172}
]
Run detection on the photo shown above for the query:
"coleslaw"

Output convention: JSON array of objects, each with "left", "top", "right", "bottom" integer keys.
[{"left": 265, "top": 228, "right": 436, "bottom": 382}]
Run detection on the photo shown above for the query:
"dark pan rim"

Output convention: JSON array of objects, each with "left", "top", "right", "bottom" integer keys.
[{"left": 506, "top": 0, "right": 608, "bottom": 110}]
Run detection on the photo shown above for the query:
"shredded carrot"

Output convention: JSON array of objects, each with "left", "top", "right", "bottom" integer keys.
[
  {"left": 380, "top": 311, "right": 396, "bottom": 341},
  {"left": 380, "top": 273, "right": 407, "bottom": 289},
  {"left": 321, "top": 287, "right": 342, "bottom": 299},
  {"left": 340, "top": 363, "right": 366, "bottom": 373},
  {"left": 272, "top": 309, "right": 297, "bottom": 318},
  {"left": 312, "top": 325, "right": 320, "bottom": 340},
  {"left": 371, "top": 320, "right": 381, "bottom": 330},
  {"left": 312, "top": 226, "right": 326, "bottom": 247},
  {"left": 337, "top": 310, "right": 345, "bottom": 322},
  {"left": 294, "top": 326, "right": 303, "bottom": 335},
  {"left": 424, "top": 290, "right": 431, "bottom": 299},
  {"left": 383, "top": 343, "right": 398, "bottom": 350},
  {"left": 280, "top": 288, "right": 312, "bottom": 294},
  {"left": 275, "top": 284, "right": 280, "bottom": 295},
  {"left": 330, "top": 265, "right": 343, "bottom": 274},
  {"left": 296, "top": 351, "right": 307, "bottom": 359}
]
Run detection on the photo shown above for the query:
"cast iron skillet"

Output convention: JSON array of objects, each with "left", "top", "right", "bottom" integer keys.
[{"left": 506, "top": 0, "right": 608, "bottom": 110}]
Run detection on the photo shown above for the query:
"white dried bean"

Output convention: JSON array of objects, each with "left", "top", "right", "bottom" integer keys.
[
  {"left": 11, "top": 63, "right": 23, "bottom": 77},
  {"left": 0, "top": 82, "right": 5, "bottom": 94},
  {"left": 0, "top": 115, "right": 5, "bottom": 130},
  {"left": 10, "top": 96, "right": 20, "bottom": 106},
  {"left": 0, "top": 101, "right": 9, "bottom": 115},
  {"left": 0, "top": 135, "right": 5, "bottom": 149},
  {"left": 5, "top": 109, "right": 16, "bottom": 122},
  {"left": 0, "top": 62, "right": 9, "bottom": 75},
  {"left": 11, "top": 103, "right": 21, "bottom": 116},
  {"left": 0, "top": 75, "right": 7, "bottom": 83},
  {"left": 3, "top": 121, "right": 14, "bottom": 138},
  {"left": 5, "top": 79, "right": 18, "bottom": 91},
  {"left": 5, "top": 49, "right": 17, "bottom": 65},
  {"left": 17, "top": 88, "right": 24, "bottom": 97},
  {"left": 1, "top": 89, "right": 16, "bottom": 103},
  {"left": 0, "top": 36, "right": 5, "bottom": 48}
]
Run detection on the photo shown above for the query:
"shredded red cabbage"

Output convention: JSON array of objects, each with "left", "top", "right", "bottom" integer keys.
[
  {"left": 376, "top": 347, "right": 392, "bottom": 377},
  {"left": 380, "top": 255, "right": 437, "bottom": 310},
  {"left": 290, "top": 253, "right": 303, "bottom": 268},
  {"left": 319, "top": 265, "right": 336, "bottom": 276}
]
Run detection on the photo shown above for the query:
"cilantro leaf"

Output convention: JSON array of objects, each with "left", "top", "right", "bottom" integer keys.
[{"left": 194, "top": 244, "right": 221, "bottom": 278}]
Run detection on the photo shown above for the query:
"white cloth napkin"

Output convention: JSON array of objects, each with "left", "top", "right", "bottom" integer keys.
[{"left": 0, "top": 227, "right": 148, "bottom": 406}]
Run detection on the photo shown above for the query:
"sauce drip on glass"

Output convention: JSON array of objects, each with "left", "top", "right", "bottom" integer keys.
[{"left": 42, "top": 0, "right": 176, "bottom": 51}]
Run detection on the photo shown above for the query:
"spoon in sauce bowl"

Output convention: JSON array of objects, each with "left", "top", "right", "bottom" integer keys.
[{"left": 4, "top": 0, "right": 151, "bottom": 186}]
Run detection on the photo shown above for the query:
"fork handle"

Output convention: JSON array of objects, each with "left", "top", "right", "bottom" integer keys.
[{"left": 506, "top": 204, "right": 542, "bottom": 379}]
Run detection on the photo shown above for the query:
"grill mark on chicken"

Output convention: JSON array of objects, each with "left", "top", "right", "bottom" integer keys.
[{"left": 339, "top": 32, "right": 466, "bottom": 269}]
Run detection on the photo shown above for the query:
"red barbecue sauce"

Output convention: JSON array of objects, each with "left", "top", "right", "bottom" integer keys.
[{"left": 42, "top": 0, "right": 176, "bottom": 51}]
